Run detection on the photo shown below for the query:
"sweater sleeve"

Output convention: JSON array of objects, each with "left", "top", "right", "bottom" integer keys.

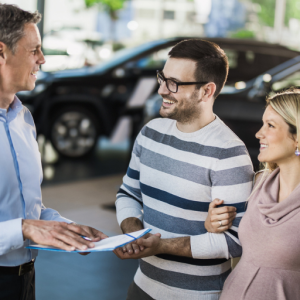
[
  {"left": 116, "top": 132, "right": 144, "bottom": 225},
  {"left": 191, "top": 139, "right": 254, "bottom": 259}
]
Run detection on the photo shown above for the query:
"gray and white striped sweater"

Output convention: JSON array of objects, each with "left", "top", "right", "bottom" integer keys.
[{"left": 116, "top": 116, "right": 253, "bottom": 300}]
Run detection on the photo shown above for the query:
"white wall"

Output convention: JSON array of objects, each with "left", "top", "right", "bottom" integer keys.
[
  {"left": 1, "top": 0, "right": 36, "bottom": 11},
  {"left": 43, "top": 0, "right": 98, "bottom": 33},
  {"left": 131, "top": 0, "right": 204, "bottom": 43},
  {"left": 1, "top": 0, "right": 98, "bottom": 33}
]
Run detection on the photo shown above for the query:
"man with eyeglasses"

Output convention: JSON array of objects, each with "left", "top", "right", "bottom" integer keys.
[{"left": 114, "top": 39, "right": 253, "bottom": 300}]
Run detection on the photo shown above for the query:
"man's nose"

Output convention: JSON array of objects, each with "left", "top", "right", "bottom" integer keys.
[
  {"left": 158, "top": 81, "right": 169, "bottom": 95},
  {"left": 38, "top": 51, "right": 46, "bottom": 65}
]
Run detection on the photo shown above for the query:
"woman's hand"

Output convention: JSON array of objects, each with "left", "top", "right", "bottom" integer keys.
[{"left": 205, "top": 199, "right": 236, "bottom": 233}]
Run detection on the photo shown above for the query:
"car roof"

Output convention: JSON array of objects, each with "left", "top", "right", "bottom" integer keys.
[
  {"left": 53, "top": 37, "right": 300, "bottom": 79},
  {"left": 174, "top": 37, "right": 300, "bottom": 57}
]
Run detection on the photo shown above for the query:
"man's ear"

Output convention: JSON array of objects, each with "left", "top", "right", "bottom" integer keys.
[
  {"left": 0, "top": 42, "right": 7, "bottom": 64},
  {"left": 201, "top": 82, "right": 216, "bottom": 102}
]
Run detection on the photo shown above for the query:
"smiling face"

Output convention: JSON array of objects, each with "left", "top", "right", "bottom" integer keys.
[
  {"left": 255, "top": 105, "right": 297, "bottom": 164},
  {"left": 2, "top": 22, "right": 45, "bottom": 93},
  {"left": 158, "top": 58, "right": 203, "bottom": 123}
]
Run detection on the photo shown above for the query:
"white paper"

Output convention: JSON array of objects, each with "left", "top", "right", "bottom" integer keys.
[{"left": 27, "top": 228, "right": 151, "bottom": 253}]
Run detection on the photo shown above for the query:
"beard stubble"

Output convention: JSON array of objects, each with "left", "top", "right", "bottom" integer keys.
[{"left": 159, "top": 90, "right": 202, "bottom": 124}]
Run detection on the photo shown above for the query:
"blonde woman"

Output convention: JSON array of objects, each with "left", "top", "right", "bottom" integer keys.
[{"left": 208, "top": 87, "right": 300, "bottom": 300}]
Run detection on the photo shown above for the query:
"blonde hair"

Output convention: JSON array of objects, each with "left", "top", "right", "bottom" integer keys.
[{"left": 253, "top": 87, "right": 300, "bottom": 193}]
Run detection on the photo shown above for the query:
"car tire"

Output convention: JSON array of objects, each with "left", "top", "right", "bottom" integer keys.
[{"left": 49, "top": 106, "right": 99, "bottom": 158}]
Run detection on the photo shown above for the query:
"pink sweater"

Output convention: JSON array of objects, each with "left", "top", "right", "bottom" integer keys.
[{"left": 220, "top": 168, "right": 300, "bottom": 300}]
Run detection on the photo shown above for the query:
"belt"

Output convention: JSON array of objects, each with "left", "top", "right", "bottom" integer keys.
[{"left": 0, "top": 259, "right": 35, "bottom": 276}]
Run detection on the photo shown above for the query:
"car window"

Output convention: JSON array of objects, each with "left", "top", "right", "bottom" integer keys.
[
  {"left": 89, "top": 39, "right": 169, "bottom": 74},
  {"left": 125, "top": 47, "right": 173, "bottom": 70},
  {"left": 222, "top": 49, "right": 295, "bottom": 84},
  {"left": 224, "top": 49, "right": 238, "bottom": 69},
  {"left": 272, "top": 71, "right": 300, "bottom": 91}
]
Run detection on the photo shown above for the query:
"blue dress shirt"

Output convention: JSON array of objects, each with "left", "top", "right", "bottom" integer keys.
[{"left": 0, "top": 96, "right": 71, "bottom": 266}]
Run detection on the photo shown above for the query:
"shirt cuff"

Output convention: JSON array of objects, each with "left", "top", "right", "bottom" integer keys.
[
  {"left": 0, "top": 218, "right": 24, "bottom": 255},
  {"left": 191, "top": 233, "right": 229, "bottom": 259}
]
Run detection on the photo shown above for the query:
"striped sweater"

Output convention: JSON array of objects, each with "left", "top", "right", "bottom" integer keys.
[{"left": 116, "top": 116, "right": 253, "bottom": 300}]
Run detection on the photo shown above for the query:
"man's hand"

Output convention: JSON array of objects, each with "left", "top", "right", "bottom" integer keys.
[
  {"left": 205, "top": 199, "right": 236, "bottom": 233},
  {"left": 114, "top": 233, "right": 161, "bottom": 260},
  {"left": 67, "top": 223, "right": 108, "bottom": 242},
  {"left": 121, "top": 238, "right": 145, "bottom": 255},
  {"left": 67, "top": 223, "right": 108, "bottom": 255},
  {"left": 22, "top": 219, "right": 108, "bottom": 252},
  {"left": 120, "top": 217, "right": 144, "bottom": 254}
]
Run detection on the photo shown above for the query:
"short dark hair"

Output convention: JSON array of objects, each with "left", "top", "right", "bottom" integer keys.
[
  {"left": 168, "top": 39, "right": 229, "bottom": 98},
  {"left": 0, "top": 4, "right": 41, "bottom": 54}
]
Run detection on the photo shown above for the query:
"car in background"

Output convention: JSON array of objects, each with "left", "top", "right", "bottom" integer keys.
[
  {"left": 146, "top": 55, "right": 300, "bottom": 168},
  {"left": 17, "top": 37, "right": 300, "bottom": 158}
]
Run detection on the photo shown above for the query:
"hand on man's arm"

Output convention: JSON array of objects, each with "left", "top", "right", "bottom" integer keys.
[
  {"left": 205, "top": 199, "right": 237, "bottom": 233},
  {"left": 22, "top": 219, "right": 108, "bottom": 251},
  {"left": 115, "top": 197, "right": 238, "bottom": 260}
]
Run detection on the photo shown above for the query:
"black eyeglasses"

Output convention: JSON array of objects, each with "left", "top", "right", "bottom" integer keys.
[{"left": 157, "top": 70, "right": 208, "bottom": 93}]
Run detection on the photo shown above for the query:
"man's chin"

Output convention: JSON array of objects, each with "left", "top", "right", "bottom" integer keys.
[
  {"left": 159, "top": 106, "right": 169, "bottom": 118},
  {"left": 159, "top": 106, "right": 176, "bottom": 120},
  {"left": 20, "top": 84, "right": 35, "bottom": 93}
]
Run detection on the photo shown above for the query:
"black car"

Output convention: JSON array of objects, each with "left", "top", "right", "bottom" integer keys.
[
  {"left": 17, "top": 37, "right": 300, "bottom": 158},
  {"left": 146, "top": 55, "right": 300, "bottom": 168}
]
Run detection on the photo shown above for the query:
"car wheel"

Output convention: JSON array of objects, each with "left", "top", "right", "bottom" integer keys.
[{"left": 49, "top": 107, "right": 99, "bottom": 158}]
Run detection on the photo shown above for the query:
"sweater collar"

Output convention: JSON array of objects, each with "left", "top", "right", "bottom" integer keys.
[
  {"left": 257, "top": 168, "right": 300, "bottom": 225},
  {"left": 172, "top": 115, "right": 219, "bottom": 139}
]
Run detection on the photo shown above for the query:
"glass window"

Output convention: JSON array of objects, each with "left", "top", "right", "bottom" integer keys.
[
  {"left": 224, "top": 49, "right": 238, "bottom": 69},
  {"left": 272, "top": 71, "right": 300, "bottom": 91},
  {"left": 125, "top": 47, "right": 172, "bottom": 70},
  {"left": 164, "top": 10, "right": 175, "bottom": 20},
  {"left": 246, "top": 51, "right": 255, "bottom": 64}
]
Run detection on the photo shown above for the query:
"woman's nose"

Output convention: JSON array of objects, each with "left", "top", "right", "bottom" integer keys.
[{"left": 255, "top": 127, "right": 264, "bottom": 140}]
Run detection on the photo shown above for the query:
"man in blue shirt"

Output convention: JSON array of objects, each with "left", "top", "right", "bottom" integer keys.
[{"left": 0, "top": 4, "right": 107, "bottom": 299}]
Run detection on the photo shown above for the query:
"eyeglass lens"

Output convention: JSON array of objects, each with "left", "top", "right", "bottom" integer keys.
[{"left": 157, "top": 73, "right": 177, "bottom": 93}]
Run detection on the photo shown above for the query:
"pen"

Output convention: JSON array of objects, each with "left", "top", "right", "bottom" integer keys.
[{"left": 81, "top": 235, "right": 92, "bottom": 241}]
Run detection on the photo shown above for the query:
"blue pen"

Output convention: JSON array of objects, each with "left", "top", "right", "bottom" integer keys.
[{"left": 81, "top": 236, "right": 92, "bottom": 241}]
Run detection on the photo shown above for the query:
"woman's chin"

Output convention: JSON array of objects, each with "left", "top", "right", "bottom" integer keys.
[
  {"left": 257, "top": 154, "right": 264, "bottom": 162},
  {"left": 257, "top": 155, "right": 270, "bottom": 164}
]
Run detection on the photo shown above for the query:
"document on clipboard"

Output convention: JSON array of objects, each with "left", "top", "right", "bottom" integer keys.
[{"left": 26, "top": 228, "right": 151, "bottom": 253}]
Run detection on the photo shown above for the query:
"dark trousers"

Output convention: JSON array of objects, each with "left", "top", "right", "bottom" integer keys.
[
  {"left": 126, "top": 281, "right": 154, "bottom": 300},
  {"left": 0, "top": 267, "right": 35, "bottom": 300}
]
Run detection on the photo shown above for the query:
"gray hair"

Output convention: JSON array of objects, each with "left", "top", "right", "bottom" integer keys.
[{"left": 0, "top": 4, "right": 41, "bottom": 54}]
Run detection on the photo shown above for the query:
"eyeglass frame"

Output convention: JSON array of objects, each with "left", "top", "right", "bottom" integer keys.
[{"left": 156, "top": 70, "right": 208, "bottom": 93}]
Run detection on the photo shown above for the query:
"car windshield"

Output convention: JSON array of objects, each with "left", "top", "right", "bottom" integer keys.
[{"left": 89, "top": 39, "right": 169, "bottom": 74}]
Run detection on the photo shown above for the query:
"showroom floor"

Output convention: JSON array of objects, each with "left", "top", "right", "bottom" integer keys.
[{"left": 36, "top": 138, "right": 138, "bottom": 300}]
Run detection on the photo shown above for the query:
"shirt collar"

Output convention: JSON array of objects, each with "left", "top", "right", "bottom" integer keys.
[{"left": 0, "top": 96, "right": 23, "bottom": 123}]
